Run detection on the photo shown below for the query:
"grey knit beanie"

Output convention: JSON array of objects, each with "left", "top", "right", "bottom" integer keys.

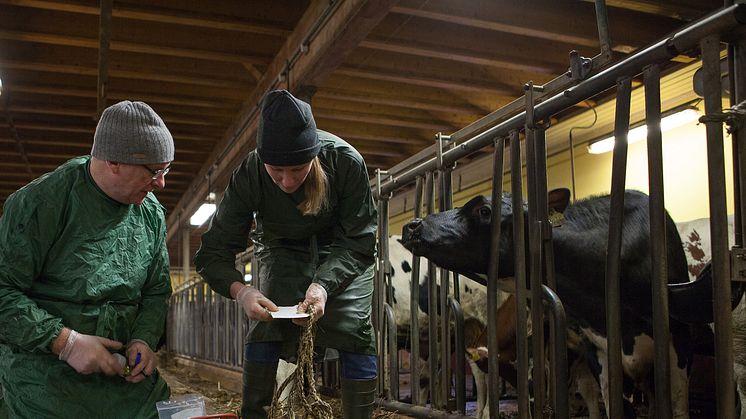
[
  {"left": 91, "top": 101, "right": 174, "bottom": 164},
  {"left": 256, "top": 90, "right": 320, "bottom": 166}
]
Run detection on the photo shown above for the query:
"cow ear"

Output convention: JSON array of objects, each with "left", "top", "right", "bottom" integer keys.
[{"left": 548, "top": 188, "right": 571, "bottom": 214}]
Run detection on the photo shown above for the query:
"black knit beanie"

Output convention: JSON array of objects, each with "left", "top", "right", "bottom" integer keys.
[{"left": 256, "top": 90, "right": 320, "bottom": 166}]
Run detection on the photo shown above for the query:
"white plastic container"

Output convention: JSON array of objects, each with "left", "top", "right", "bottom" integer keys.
[{"left": 155, "top": 394, "right": 206, "bottom": 419}]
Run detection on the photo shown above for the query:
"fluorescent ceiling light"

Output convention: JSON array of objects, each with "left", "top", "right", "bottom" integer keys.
[
  {"left": 190, "top": 192, "right": 216, "bottom": 226},
  {"left": 587, "top": 108, "right": 700, "bottom": 155}
]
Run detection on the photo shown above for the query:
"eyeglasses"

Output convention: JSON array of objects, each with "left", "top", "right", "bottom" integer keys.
[{"left": 141, "top": 163, "right": 172, "bottom": 180}]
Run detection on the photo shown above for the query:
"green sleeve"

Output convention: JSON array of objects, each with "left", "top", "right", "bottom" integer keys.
[
  {"left": 0, "top": 192, "right": 64, "bottom": 353},
  {"left": 130, "top": 215, "right": 172, "bottom": 349},
  {"left": 195, "top": 159, "right": 257, "bottom": 298},
  {"left": 313, "top": 155, "right": 377, "bottom": 294}
]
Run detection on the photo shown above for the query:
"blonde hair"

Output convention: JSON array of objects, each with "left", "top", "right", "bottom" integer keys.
[{"left": 298, "top": 157, "right": 328, "bottom": 216}]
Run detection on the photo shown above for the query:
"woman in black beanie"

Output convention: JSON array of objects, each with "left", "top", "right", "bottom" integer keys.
[{"left": 195, "top": 89, "right": 377, "bottom": 419}]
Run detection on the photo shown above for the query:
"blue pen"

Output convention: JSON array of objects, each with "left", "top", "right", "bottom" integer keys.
[{"left": 135, "top": 352, "right": 141, "bottom": 366}]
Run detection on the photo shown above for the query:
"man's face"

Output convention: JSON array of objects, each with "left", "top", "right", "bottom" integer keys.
[
  {"left": 109, "top": 162, "right": 170, "bottom": 205},
  {"left": 264, "top": 162, "right": 313, "bottom": 194}
]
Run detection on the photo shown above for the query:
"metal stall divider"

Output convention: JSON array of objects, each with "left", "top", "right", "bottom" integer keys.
[
  {"left": 374, "top": 168, "right": 386, "bottom": 395},
  {"left": 510, "top": 129, "right": 531, "bottom": 419},
  {"left": 702, "top": 33, "right": 736, "bottom": 419},
  {"left": 644, "top": 63, "right": 673, "bottom": 419},
  {"left": 605, "top": 75, "right": 632, "bottom": 419},
  {"left": 425, "top": 170, "right": 441, "bottom": 410},
  {"left": 488, "top": 136, "right": 506, "bottom": 418},
  {"left": 411, "top": 175, "right": 424, "bottom": 407}
]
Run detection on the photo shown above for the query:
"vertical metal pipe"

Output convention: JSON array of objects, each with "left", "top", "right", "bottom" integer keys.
[
  {"left": 594, "top": 0, "right": 612, "bottom": 60},
  {"left": 533, "top": 126, "right": 561, "bottom": 416},
  {"left": 702, "top": 33, "right": 736, "bottom": 419},
  {"left": 525, "top": 84, "right": 545, "bottom": 418},
  {"left": 425, "top": 171, "right": 440, "bottom": 408},
  {"left": 384, "top": 304, "right": 399, "bottom": 400},
  {"left": 438, "top": 165, "right": 453, "bottom": 407},
  {"left": 644, "top": 63, "right": 672, "bottom": 419},
  {"left": 488, "top": 136, "right": 506, "bottom": 418},
  {"left": 182, "top": 228, "right": 190, "bottom": 288},
  {"left": 380, "top": 197, "right": 393, "bottom": 399},
  {"left": 729, "top": 45, "right": 744, "bottom": 246},
  {"left": 375, "top": 195, "right": 385, "bottom": 393},
  {"left": 606, "top": 76, "right": 632, "bottom": 419},
  {"left": 510, "top": 130, "right": 530, "bottom": 418},
  {"left": 541, "top": 285, "right": 568, "bottom": 419},
  {"left": 410, "top": 176, "right": 424, "bottom": 406},
  {"left": 448, "top": 297, "right": 466, "bottom": 414}
]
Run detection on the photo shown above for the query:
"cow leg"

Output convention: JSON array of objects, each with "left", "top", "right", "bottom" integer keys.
[
  {"left": 570, "top": 355, "right": 603, "bottom": 419},
  {"left": 466, "top": 355, "right": 488, "bottom": 419}
]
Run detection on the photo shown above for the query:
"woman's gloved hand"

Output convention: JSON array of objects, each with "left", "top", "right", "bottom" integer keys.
[
  {"left": 294, "top": 282, "right": 327, "bottom": 326},
  {"left": 236, "top": 285, "right": 277, "bottom": 321},
  {"left": 123, "top": 339, "right": 156, "bottom": 383},
  {"left": 58, "top": 330, "right": 124, "bottom": 375}
]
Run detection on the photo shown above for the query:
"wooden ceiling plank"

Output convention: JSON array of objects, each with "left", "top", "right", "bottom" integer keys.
[
  {"left": 2, "top": 60, "right": 247, "bottom": 89},
  {"left": 0, "top": 29, "right": 271, "bottom": 65},
  {"left": 315, "top": 88, "right": 481, "bottom": 115},
  {"left": 391, "top": 6, "right": 597, "bottom": 47},
  {"left": 360, "top": 39, "right": 555, "bottom": 74},
  {"left": 580, "top": 0, "right": 713, "bottom": 21},
  {"left": 6, "top": 105, "right": 225, "bottom": 127},
  {"left": 0, "top": 0, "right": 291, "bottom": 37},
  {"left": 314, "top": 109, "right": 453, "bottom": 131},
  {"left": 335, "top": 66, "right": 515, "bottom": 95},
  {"left": 166, "top": 0, "right": 399, "bottom": 241}
]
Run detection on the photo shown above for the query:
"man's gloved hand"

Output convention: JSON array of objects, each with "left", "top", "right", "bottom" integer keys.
[
  {"left": 236, "top": 285, "right": 277, "bottom": 321},
  {"left": 294, "top": 282, "right": 327, "bottom": 326},
  {"left": 123, "top": 339, "right": 156, "bottom": 383},
  {"left": 58, "top": 330, "right": 124, "bottom": 375}
]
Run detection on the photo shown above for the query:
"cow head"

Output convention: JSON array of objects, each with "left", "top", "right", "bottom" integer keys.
[{"left": 400, "top": 188, "right": 571, "bottom": 279}]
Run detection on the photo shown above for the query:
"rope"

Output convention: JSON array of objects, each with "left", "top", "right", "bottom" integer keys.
[{"left": 268, "top": 305, "right": 333, "bottom": 419}]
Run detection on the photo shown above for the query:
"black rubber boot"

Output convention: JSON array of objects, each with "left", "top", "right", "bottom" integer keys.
[
  {"left": 241, "top": 360, "right": 278, "bottom": 419},
  {"left": 341, "top": 377, "right": 377, "bottom": 419}
]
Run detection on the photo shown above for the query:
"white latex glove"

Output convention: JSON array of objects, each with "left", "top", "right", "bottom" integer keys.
[
  {"left": 236, "top": 286, "right": 277, "bottom": 321},
  {"left": 58, "top": 330, "right": 124, "bottom": 375},
  {"left": 293, "top": 282, "right": 328, "bottom": 326},
  {"left": 123, "top": 339, "right": 156, "bottom": 383}
]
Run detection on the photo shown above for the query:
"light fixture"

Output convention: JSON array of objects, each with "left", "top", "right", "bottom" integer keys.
[
  {"left": 587, "top": 107, "right": 700, "bottom": 154},
  {"left": 190, "top": 192, "right": 216, "bottom": 226},
  {"left": 0, "top": 77, "right": 3, "bottom": 97}
]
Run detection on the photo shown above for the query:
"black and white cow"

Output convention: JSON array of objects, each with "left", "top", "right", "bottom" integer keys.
[{"left": 400, "top": 189, "right": 708, "bottom": 418}]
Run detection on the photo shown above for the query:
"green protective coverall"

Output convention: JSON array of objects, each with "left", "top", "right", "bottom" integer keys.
[
  {"left": 195, "top": 131, "right": 378, "bottom": 357},
  {"left": 0, "top": 157, "right": 171, "bottom": 419}
]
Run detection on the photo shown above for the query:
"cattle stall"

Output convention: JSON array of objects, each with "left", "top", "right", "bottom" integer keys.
[{"left": 371, "top": 4, "right": 746, "bottom": 419}]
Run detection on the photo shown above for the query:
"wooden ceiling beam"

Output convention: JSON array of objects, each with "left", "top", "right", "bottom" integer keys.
[
  {"left": 166, "top": 0, "right": 399, "bottom": 241},
  {"left": 5, "top": 84, "right": 237, "bottom": 111},
  {"left": 313, "top": 108, "right": 455, "bottom": 132},
  {"left": 335, "top": 66, "right": 515, "bottom": 95},
  {"left": 1, "top": 60, "right": 248, "bottom": 89},
  {"left": 0, "top": 137, "right": 210, "bottom": 154},
  {"left": 334, "top": 132, "right": 430, "bottom": 146},
  {"left": 314, "top": 109, "right": 453, "bottom": 131},
  {"left": 6, "top": 105, "right": 225, "bottom": 127},
  {"left": 580, "top": 0, "right": 712, "bottom": 21},
  {"left": 0, "top": 29, "right": 271, "bottom": 65},
  {"left": 0, "top": 0, "right": 291, "bottom": 37},
  {"left": 360, "top": 39, "right": 556, "bottom": 74},
  {"left": 1, "top": 122, "right": 218, "bottom": 144},
  {"left": 315, "top": 88, "right": 482, "bottom": 115},
  {"left": 391, "top": 6, "right": 597, "bottom": 47}
]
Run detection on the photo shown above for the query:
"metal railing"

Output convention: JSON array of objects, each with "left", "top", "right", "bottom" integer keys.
[{"left": 372, "top": 4, "right": 746, "bottom": 419}]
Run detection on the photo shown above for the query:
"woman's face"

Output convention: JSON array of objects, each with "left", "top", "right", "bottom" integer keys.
[{"left": 264, "top": 161, "right": 313, "bottom": 194}]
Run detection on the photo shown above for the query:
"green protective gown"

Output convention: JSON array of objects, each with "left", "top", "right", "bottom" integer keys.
[
  {"left": 0, "top": 156, "right": 171, "bottom": 419},
  {"left": 195, "top": 131, "right": 378, "bottom": 357}
]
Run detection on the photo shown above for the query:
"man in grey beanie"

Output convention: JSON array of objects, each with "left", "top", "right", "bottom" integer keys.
[
  {"left": 196, "top": 89, "right": 378, "bottom": 419},
  {"left": 0, "top": 100, "right": 174, "bottom": 418}
]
